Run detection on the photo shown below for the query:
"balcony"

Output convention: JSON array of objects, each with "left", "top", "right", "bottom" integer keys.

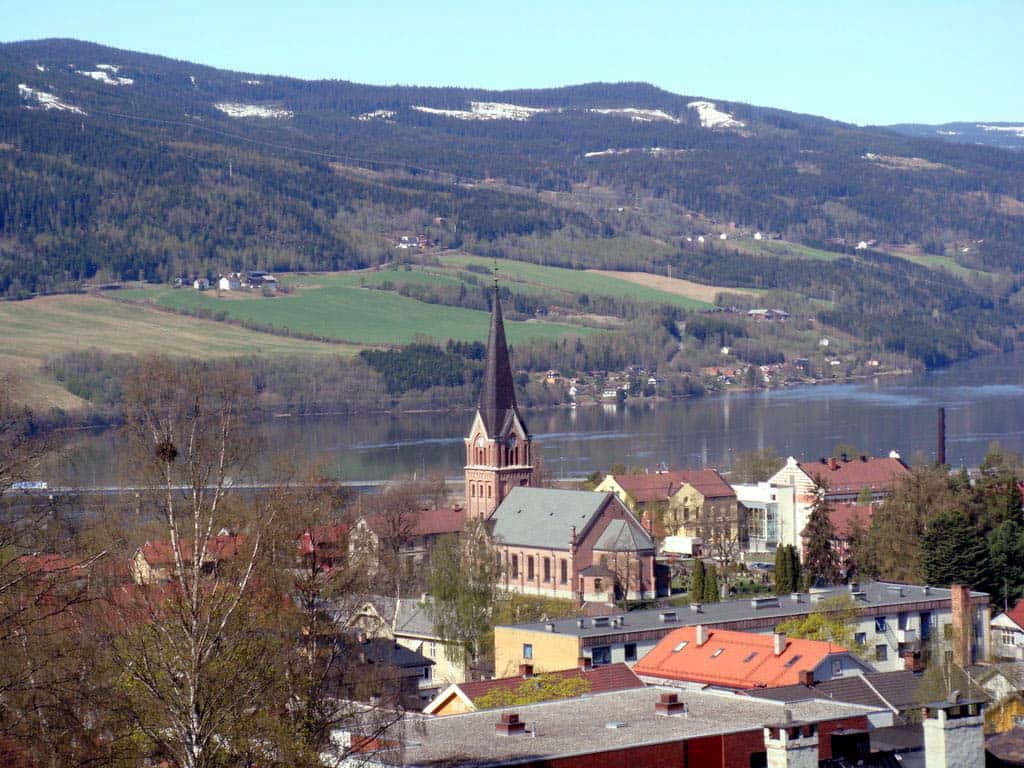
[{"left": 896, "top": 629, "right": 918, "bottom": 645}]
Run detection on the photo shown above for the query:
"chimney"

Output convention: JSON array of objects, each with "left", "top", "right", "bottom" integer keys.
[
  {"left": 495, "top": 712, "right": 527, "bottom": 735},
  {"left": 937, "top": 407, "right": 946, "bottom": 466},
  {"left": 773, "top": 632, "right": 787, "bottom": 656},
  {"left": 763, "top": 721, "right": 818, "bottom": 768},
  {"left": 655, "top": 692, "right": 687, "bottom": 716},
  {"left": 923, "top": 699, "right": 985, "bottom": 768},
  {"left": 798, "top": 669, "right": 813, "bottom": 686},
  {"left": 828, "top": 457, "right": 839, "bottom": 470},
  {"left": 950, "top": 584, "right": 972, "bottom": 668},
  {"left": 695, "top": 624, "right": 709, "bottom": 646},
  {"left": 578, "top": 656, "right": 592, "bottom": 671},
  {"left": 519, "top": 664, "right": 534, "bottom": 678}
]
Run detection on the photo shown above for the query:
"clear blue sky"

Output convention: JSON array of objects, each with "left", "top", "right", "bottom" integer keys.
[{"left": 2, "top": 0, "right": 1021, "bottom": 125}]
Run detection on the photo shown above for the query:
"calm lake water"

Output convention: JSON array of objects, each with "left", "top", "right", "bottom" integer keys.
[{"left": 53, "top": 352, "right": 1024, "bottom": 487}]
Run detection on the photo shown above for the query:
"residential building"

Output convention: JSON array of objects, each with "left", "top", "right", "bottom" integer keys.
[
  {"left": 633, "top": 625, "right": 870, "bottom": 690},
  {"left": 330, "top": 636, "right": 434, "bottom": 710},
  {"left": 422, "top": 660, "right": 643, "bottom": 716},
  {"left": 333, "top": 685, "right": 879, "bottom": 767},
  {"left": 596, "top": 468, "right": 745, "bottom": 557},
  {"left": 800, "top": 502, "right": 872, "bottom": 577},
  {"left": 494, "top": 581, "right": 990, "bottom": 677},
  {"left": 732, "top": 482, "right": 781, "bottom": 553},
  {"left": 217, "top": 274, "right": 240, "bottom": 291},
  {"left": 131, "top": 533, "right": 244, "bottom": 585},
  {"left": 464, "top": 287, "right": 660, "bottom": 608},
  {"left": 992, "top": 602, "right": 1024, "bottom": 662},
  {"left": 350, "top": 506, "right": 464, "bottom": 569},
  {"left": 768, "top": 453, "right": 908, "bottom": 553},
  {"left": 297, "top": 522, "right": 349, "bottom": 570}
]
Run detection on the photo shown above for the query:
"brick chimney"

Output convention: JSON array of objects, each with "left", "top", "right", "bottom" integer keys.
[
  {"left": 798, "top": 669, "right": 813, "bottom": 686},
  {"left": 695, "top": 624, "right": 710, "bottom": 646},
  {"left": 773, "top": 632, "right": 787, "bottom": 656},
  {"left": 950, "top": 584, "right": 972, "bottom": 668},
  {"left": 495, "top": 712, "right": 526, "bottom": 735},
  {"left": 655, "top": 692, "right": 687, "bottom": 716},
  {"left": 518, "top": 663, "right": 534, "bottom": 678}
]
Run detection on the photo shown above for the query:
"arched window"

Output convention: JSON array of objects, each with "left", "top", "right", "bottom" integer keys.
[
  {"left": 470, "top": 484, "right": 476, "bottom": 498},
  {"left": 486, "top": 485, "right": 492, "bottom": 498}
]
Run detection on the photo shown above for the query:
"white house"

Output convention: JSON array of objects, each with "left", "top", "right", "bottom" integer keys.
[
  {"left": 218, "top": 274, "right": 241, "bottom": 291},
  {"left": 991, "top": 602, "right": 1024, "bottom": 661}
]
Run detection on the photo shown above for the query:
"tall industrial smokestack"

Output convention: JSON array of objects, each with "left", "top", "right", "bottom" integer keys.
[{"left": 937, "top": 407, "right": 946, "bottom": 466}]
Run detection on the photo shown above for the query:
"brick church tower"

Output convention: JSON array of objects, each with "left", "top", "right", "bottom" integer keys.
[{"left": 464, "top": 286, "right": 533, "bottom": 519}]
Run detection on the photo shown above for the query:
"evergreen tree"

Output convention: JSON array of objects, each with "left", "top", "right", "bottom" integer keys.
[
  {"left": 690, "top": 559, "right": 705, "bottom": 601},
  {"left": 988, "top": 519, "right": 1024, "bottom": 611},
  {"left": 773, "top": 546, "right": 787, "bottom": 595},
  {"left": 703, "top": 563, "right": 720, "bottom": 603},
  {"left": 789, "top": 545, "right": 803, "bottom": 592},
  {"left": 921, "top": 506, "right": 990, "bottom": 589},
  {"left": 804, "top": 495, "right": 840, "bottom": 586}
]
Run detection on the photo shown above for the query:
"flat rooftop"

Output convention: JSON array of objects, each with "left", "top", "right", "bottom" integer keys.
[
  {"left": 393, "top": 686, "right": 878, "bottom": 766},
  {"left": 498, "top": 581, "right": 987, "bottom": 640}
]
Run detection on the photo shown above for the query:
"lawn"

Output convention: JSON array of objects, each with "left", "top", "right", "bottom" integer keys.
[
  {"left": 438, "top": 254, "right": 712, "bottom": 310},
  {"left": 127, "top": 280, "right": 594, "bottom": 346}
]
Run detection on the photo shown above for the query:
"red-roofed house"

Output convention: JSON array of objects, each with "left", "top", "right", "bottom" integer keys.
[
  {"left": 131, "top": 533, "right": 245, "bottom": 585},
  {"left": 633, "top": 625, "right": 870, "bottom": 690},
  {"left": 769, "top": 454, "right": 908, "bottom": 555},
  {"left": 297, "top": 523, "right": 349, "bottom": 570},
  {"left": 595, "top": 469, "right": 745, "bottom": 556},
  {"left": 992, "top": 601, "right": 1024, "bottom": 661},
  {"left": 422, "top": 661, "right": 644, "bottom": 716},
  {"left": 351, "top": 506, "right": 466, "bottom": 572},
  {"left": 800, "top": 502, "right": 873, "bottom": 577}
]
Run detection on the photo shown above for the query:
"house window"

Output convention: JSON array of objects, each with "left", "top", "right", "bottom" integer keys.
[
  {"left": 470, "top": 484, "right": 476, "bottom": 498},
  {"left": 428, "top": 642, "right": 436, "bottom": 657},
  {"left": 487, "top": 485, "right": 491, "bottom": 498},
  {"left": 855, "top": 632, "right": 867, "bottom": 646},
  {"left": 898, "top": 613, "right": 910, "bottom": 631},
  {"left": 423, "top": 666, "right": 432, "bottom": 681},
  {"left": 875, "top": 617, "right": 888, "bottom": 633},
  {"left": 875, "top": 644, "right": 888, "bottom": 662},
  {"left": 527, "top": 556, "right": 534, "bottom": 580},
  {"left": 560, "top": 559, "right": 568, "bottom": 584},
  {"left": 943, "top": 623, "right": 953, "bottom": 640},
  {"left": 511, "top": 555, "right": 519, "bottom": 578},
  {"left": 920, "top": 612, "right": 932, "bottom": 640},
  {"left": 594, "top": 577, "right": 603, "bottom": 593},
  {"left": 543, "top": 557, "right": 551, "bottom": 582},
  {"left": 831, "top": 658, "right": 842, "bottom": 676},
  {"left": 592, "top": 646, "right": 611, "bottom": 666},
  {"left": 624, "top": 643, "right": 637, "bottom": 662},
  {"left": 523, "top": 643, "right": 533, "bottom": 660}
]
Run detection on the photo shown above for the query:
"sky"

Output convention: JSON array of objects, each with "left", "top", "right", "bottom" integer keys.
[{"left": 2, "top": 0, "right": 1021, "bottom": 125}]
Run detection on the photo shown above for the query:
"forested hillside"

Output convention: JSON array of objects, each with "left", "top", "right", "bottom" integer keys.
[{"left": 2, "top": 38, "right": 1024, "bottom": 375}]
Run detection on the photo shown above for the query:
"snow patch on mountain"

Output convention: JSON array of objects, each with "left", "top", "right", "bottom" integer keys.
[
  {"left": 687, "top": 101, "right": 744, "bottom": 129},
  {"left": 357, "top": 109, "right": 396, "bottom": 121},
  {"left": 935, "top": 129, "right": 960, "bottom": 136},
  {"left": 18, "top": 84, "right": 86, "bottom": 114},
  {"left": 214, "top": 102, "right": 292, "bottom": 119},
  {"left": 35, "top": 64, "right": 46, "bottom": 72},
  {"left": 977, "top": 124, "right": 1024, "bottom": 138},
  {"left": 584, "top": 147, "right": 689, "bottom": 158},
  {"left": 95, "top": 64, "right": 119, "bottom": 72},
  {"left": 77, "top": 69, "right": 133, "bottom": 86},
  {"left": 412, "top": 101, "right": 550, "bottom": 120},
  {"left": 243, "top": 79, "right": 262, "bottom": 85},
  {"left": 588, "top": 107, "right": 680, "bottom": 123}
]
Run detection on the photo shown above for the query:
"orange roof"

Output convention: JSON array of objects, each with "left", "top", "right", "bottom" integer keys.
[
  {"left": 1003, "top": 600, "right": 1024, "bottom": 631},
  {"left": 140, "top": 535, "right": 245, "bottom": 566},
  {"left": 610, "top": 469, "right": 735, "bottom": 504},
  {"left": 633, "top": 626, "right": 848, "bottom": 689},
  {"left": 363, "top": 507, "right": 465, "bottom": 538},
  {"left": 798, "top": 456, "right": 909, "bottom": 495}
]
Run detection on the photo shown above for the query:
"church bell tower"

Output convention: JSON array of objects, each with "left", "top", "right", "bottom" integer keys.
[{"left": 464, "top": 285, "right": 533, "bottom": 519}]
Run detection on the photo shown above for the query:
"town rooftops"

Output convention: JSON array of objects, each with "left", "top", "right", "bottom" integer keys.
[
  {"left": 387, "top": 686, "right": 879, "bottom": 766},
  {"left": 744, "top": 669, "right": 923, "bottom": 713},
  {"left": 634, "top": 626, "right": 851, "bottom": 689},
  {"left": 423, "top": 662, "right": 644, "bottom": 715},
  {"left": 362, "top": 507, "right": 465, "bottom": 538},
  {"left": 497, "top": 581, "right": 989, "bottom": 639},
  {"left": 138, "top": 534, "right": 245, "bottom": 566},
  {"left": 490, "top": 487, "right": 619, "bottom": 550},
  {"left": 826, "top": 503, "right": 874, "bottom": 538},
  {"left": 594, "top": 517, "right": 655, "bottom": 552},
  {"left": 797, "top": 455, "right": 909, "bottom": 495},
  {"left": 608, "top": 468, "right": 735, "bottom": 504}
]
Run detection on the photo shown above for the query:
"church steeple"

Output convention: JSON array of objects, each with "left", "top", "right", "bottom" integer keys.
[
  {"left": 464, "top": 284, "right": 533, "bottom": 519},
  {"left": 477, "top": 285, "right": 527, "bottom": 440}
]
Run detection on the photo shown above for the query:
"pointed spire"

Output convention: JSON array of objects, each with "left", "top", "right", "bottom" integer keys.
[{"left": 478, "top": 285, "right": 523, "bottom": 437}]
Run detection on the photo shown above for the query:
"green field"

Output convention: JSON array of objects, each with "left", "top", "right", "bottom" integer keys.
[
  {"left": 725, "top": 238, "right": 844, "bottom": 262},
  {"left": 438, "top": 254, "right": 712, "bottom": 310},
  {"left": 125, "top": 278, "right": 594, "bottom": 346}
]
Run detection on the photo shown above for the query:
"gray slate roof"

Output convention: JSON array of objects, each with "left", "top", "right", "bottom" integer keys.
[
  {"left": 745, "top": 670, "right": 923, "bottom": 712},
  {"left": 594, "top": 517, "right": 654, "bottom": 552},
  {"left": 498, "top": 581, "right": 989, "bottom": 638},
  {"left": 490, "top": 487, "right": 612, "bottom": 549}
]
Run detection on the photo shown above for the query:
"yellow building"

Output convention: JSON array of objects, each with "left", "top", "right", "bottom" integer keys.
[{"left": 494, "top": 625, "right": 584, "bottom": 678}]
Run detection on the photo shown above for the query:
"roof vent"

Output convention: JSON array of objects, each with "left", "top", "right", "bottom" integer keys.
[
  {"left": 495, "top": 712, "right": 526, "bottom": 735},
  {"left": 752, "top": 596, "right": 780, "bottom": 609},
  {"left": 851, "top": 591, "right": 867, "bottom": 601},
  {"left": 791, "top": 593, "right": 804, "bottom": 602},
  {"left": 545, "top": 623, "right": 555, "bottom": 632},
  {"left": 886, "top": 585, "right": 906, "bottom": 597},
  {"left": 689, "top": 603, "right": 702, "bottom": 613},
  {"left": 576, "top": 618, "right": 585, "bottom": 628},
  {"left": 923, "top": 586, "right": 931, "bottom": 595},
  {"left": 593, "top": 616, "right": 610, "bottom": 627},
  {"left": 809, "top": 593, "right": 824, "bottom": 604},
  {"left": 605, "top": 721, "right": 627, "bottom": 729},
  {"left": 659, "top": 611, "right": 677, "bottom": 623}
]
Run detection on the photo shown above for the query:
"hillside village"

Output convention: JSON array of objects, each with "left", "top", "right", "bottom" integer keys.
[{"left": 5, "top": 286, "right": 1023, "bottom": 768}]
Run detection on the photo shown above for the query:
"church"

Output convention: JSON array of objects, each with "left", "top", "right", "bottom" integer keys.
[{"left": 464, "top": 286, "right": 661, "bottom": 602}]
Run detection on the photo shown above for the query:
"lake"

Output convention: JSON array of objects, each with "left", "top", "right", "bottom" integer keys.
[{"left": 52, "top": 352, "right": 1024, "bottom": 487}]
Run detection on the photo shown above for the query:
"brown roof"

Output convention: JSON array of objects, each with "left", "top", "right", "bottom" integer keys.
[
  {"left": 611, "top": 469, "right": 735, "bottom": 504},
  {"left": 140, "top": 534, "right": 245, "bottom": 566},
  {"left": 1004, "top": 600, "right": 1024, "bottom": 632},
  {"left": 298, "top": 523, "right": 348, "bottom": 555},
  {"left": 363, "top": 507, "right": 465, "bottom": 538},
  {"left": 828, "top": 503, "right": 873, "bottom": 539},
  {"left": 798, "top": 456, "right": 909, "bottom": 495},
  {"left": 457, "top": 663, "right": 644, "bottom": 706}
]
